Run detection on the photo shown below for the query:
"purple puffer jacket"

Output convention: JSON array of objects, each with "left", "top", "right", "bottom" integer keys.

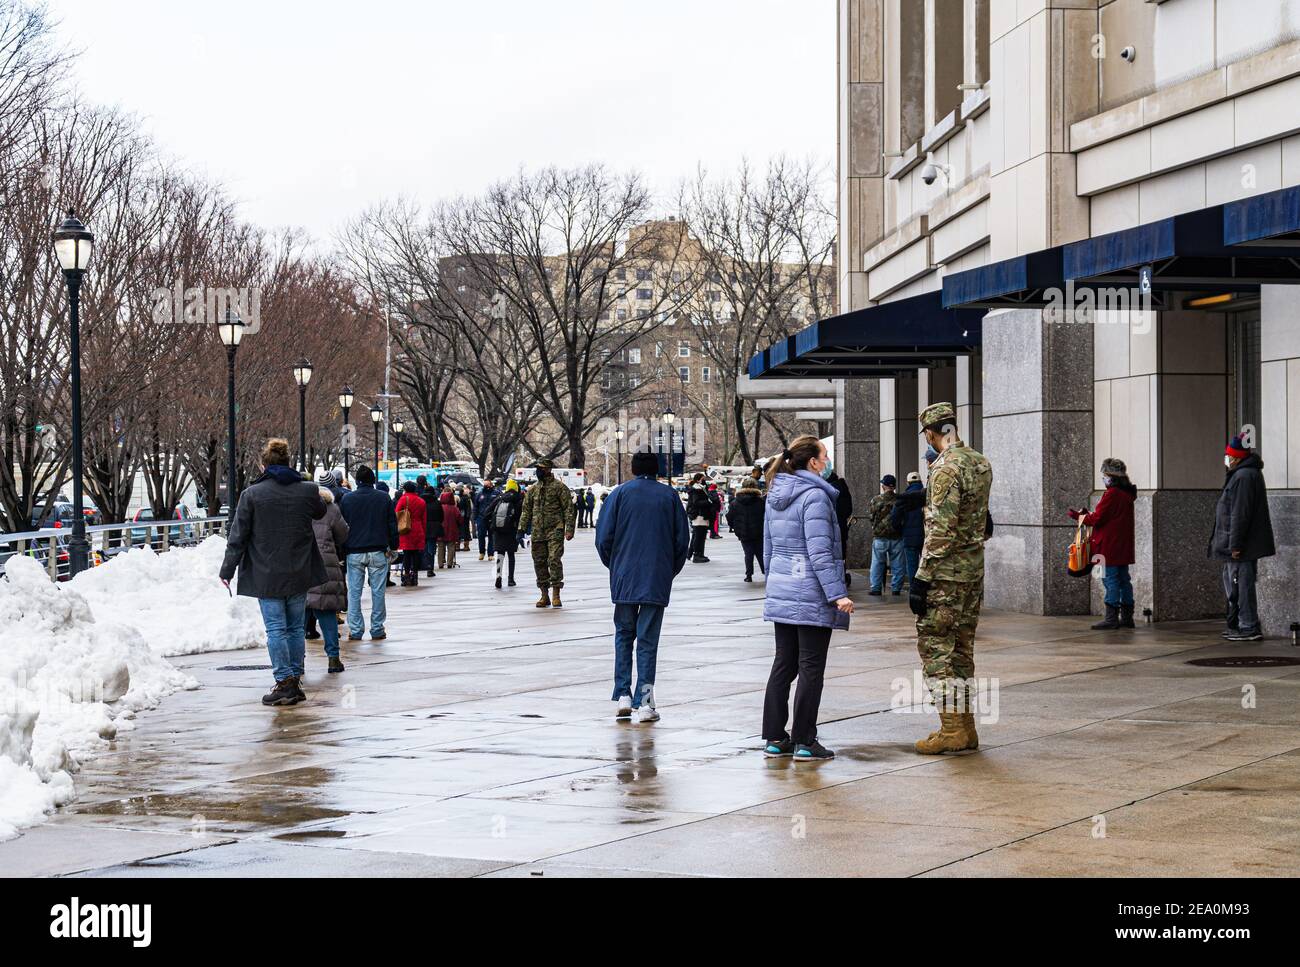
[{"left": 762, "top": 470, "right": 849, "bottom": 630}]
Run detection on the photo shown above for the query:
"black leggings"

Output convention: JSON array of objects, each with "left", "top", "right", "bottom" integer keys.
[
  {"left": 690, "top": 525, "right": 709, "bottom": 558},
  {"left": 762, "top": 623, "right": 832, "bottom": 746}
]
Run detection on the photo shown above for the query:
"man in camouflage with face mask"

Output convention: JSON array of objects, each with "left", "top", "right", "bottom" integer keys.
[
  {"left": 519, "top": 459, "right": 576, "bottom": 609},
  {"left": 908, "top": 402, "right": 992, "bottom": 755}
]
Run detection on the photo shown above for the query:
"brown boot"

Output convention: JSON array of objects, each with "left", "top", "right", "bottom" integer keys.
[
  {"left": 535, "top": 588, "right": 551, "bottom": 608},
  {"left": 551, "top": 587, "right": 563, "bottom": 608},
  {"left": 961, "top": 712, "right": 979, "bottom": 750},
  {"left": 915, "top": 712, "right": 975, "bottom": 754}
]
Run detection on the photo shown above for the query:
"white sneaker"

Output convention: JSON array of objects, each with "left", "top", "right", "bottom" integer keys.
[
  {"left": 616, "top": 696, "right": 632, "bottom": 719},
  {"left": 636, "top": 705, "right": 660, "bottom": 724}
]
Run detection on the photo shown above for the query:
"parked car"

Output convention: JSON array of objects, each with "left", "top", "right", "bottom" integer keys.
[{"left": 129, "top": 505, "right": 197, "bottom": 546}]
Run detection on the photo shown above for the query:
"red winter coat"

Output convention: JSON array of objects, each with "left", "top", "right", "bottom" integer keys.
[
  {"left": 439, "top": 492, "right": 462, "bottom": 543},
  {"left": 1069, "top": 482, "right": 1136, "bottom": 566},
  {"left": 395, "top": 492, "right": 427, "bottom": 551}
]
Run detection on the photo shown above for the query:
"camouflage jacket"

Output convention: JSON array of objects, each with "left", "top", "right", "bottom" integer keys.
[
  {"left": 916, "top": 441, "right": 992, "bottom": 584},
  {"left": 868, "top": 492, "right": 901, "bottom": 539},
  {"left": 519, "top": 477, "right": 576, "bottom": 536}
]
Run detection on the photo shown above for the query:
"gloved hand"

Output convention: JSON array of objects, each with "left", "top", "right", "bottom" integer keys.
[{"left": 909, "top": 577, "right": 931, "bottom": 617}]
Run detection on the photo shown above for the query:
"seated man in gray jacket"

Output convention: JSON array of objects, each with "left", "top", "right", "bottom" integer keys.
[{"left": 220, "top": 438, "right": 326, "bottom": 706}]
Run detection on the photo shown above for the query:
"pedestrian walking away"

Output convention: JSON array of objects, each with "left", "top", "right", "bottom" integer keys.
[
  {"left": 868, "top": 475, "right": 906, "bottom": 595},
  {"left": 395, "top": 480, "right": 427, "bottom": 587},
  {"left": 1069, "top": 457, "right": 1137, "bottom": 630},
  {"left": 487, "top": 478, "right": 524, "bottom": 588},
  {"left": 1208, "top": 431, "right": 1276, "bottom": 641},
  {"left": 909, "top": 402, "right": 992, "bottom": 755},
  {"left": 519, "top": 459, "right": 576, "bottom": 607},
  {"left": 339, "top": 465, "right": 399, "bottom": 643},
  {"left": 458, "top": 486, "right": 474, "bottom": 551},
  {"left": 474, "top": 479, "right": 497, "bottom": 560},
  {"left": 760, "top": 435, "right": 853, "bottom": 762},
  {"left": 306, "top": 483, "right": 350, "bottom": 674},
  {"left": 418, "top": 474, "right": 441, "bottom": 577},
  {"left": 438, "top": 490, "right": 463, "bottom": 569},
  {"left": 596, "top": 449, "right": 691, "bottom": 723},
  {"left": 686, "top": 474, "right": 715, "bottom": 563},
  {"left": 725, "top": 477, "right": 766, "bottom": 581},
  {"left": 219, "top": 438, "right": 327, "bottom": 706}
]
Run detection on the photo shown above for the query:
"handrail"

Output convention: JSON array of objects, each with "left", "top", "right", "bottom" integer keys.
[{"left": 0, "top": 516, "right": 230, "bottom": 580}]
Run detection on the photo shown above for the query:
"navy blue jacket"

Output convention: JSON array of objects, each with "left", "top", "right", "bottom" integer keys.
[
  {"left": 892, "top": 481, "right": 926, "bottom": 548},
  {"left": 339, "top": 484, "right": 399, "bottom": 554},
  {"left": 596, "top": 475, "right": 691, "bottom": 606}
]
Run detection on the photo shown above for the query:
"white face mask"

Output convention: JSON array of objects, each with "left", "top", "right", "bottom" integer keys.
[
  {"left": 1102, "top": 475, "right": 1113, "bottom": 487},
  {"left": 1224, "top": 455, "right": 1234, "bottom": 469}
]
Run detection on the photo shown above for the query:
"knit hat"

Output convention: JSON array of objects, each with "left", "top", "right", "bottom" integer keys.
[
  {"left": 881, "top": 474, "right": 897, "bottom": 488},
  {"left": 1225, "top": 433, "right": 1250, "bottom": 459},
  {"left": 1100, "top": 457, "right": 1127, "bottom": 477},
  {"left": 505, "top": 478, "right": 519, "bottom": 492},
  {"left": 316, "top": 467, "right": 335, "bottom": 485}
]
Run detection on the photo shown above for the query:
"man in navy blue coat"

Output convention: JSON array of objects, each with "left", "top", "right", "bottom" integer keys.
[{"left": 595, "top": 449, "right": 691, "bottom": 723}]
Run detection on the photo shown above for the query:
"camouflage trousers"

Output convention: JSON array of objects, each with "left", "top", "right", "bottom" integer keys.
[
  {"left": 531, "top": 529, "right": 567, "bottom": 589},
  {"left": 915, "top": 578, "right": 983, "bottom": 712}
]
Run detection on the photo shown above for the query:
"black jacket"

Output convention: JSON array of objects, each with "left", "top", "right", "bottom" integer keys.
[
  {"left": 219, "top": 465, "right": 327, "bottom": 598},
  {"left": 891, "top": 482, "right": 926, "bottom": 548},
  {"left": 486, "top": 489, "right": 523, "bottom": 539},
  {"left": 1208, "top": 452, "right": 1276, "bottom": 561},
  {"left": 725, "top": 486, "right": 765, "bottom": 542},
  {"left": 686, "top": 485, "right": 717, "bottom": 525},
  {"left": 828, "top": 473, "right": 853, "bottom": 534},
  {"left": 340, "top": 483, "right": 399, "bottom": 554},
  {"left": 420, "top": 486, "right": 443, "bottom": 541}
]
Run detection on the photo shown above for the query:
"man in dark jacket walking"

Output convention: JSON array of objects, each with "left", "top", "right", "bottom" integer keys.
[
  {"left": 418, "top": 474, "right": 441, "bottom": 577},
  {"left": 339, "top": 465, "right": 399, "bottom": 642},
  {"left": 596, "top": 450, "right": 691, "bottom": 722},
  {"left": 1209, "top": 432, "right": 1275, "bottom": 641},
  {"left": 219, "top": 438, "right": 326, "bottom": 706},
  {"left": 474, "top": 479, "right": 497, "bottom": 560},
  {"left": 725, "top": 480, "right": 766, "bottom": 581}
]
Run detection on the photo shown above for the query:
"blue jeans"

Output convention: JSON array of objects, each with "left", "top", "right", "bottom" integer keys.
[
  {"left": 903, "top": 544, "right": 921, "bottom": 582},
  {"left": 310, "top": 607, "right": 340, "bottom": 658},
  {"left": 1101, "top": 564, "right": 1134, "bottom": 608},
  {"left": 346, "top": 551, "right": 389, "bottom": 637},
  {"left": 870, "top": 537, "right": 906, "bottom": 592},
  {"left": 476, "top": 519, "right": 495, "bottom": 556},
  {"left": 259, "top": 593, "right": 307, "bottom": 682},
  {"left": 611, "top": 603, "right": 664, "bottom": 707},
  {"left": 423, "top": 534, "right": 437, "bottom": 571}
]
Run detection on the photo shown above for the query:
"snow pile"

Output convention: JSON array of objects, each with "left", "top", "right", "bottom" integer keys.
[
  {"left": 70, "top": 536, "right": 266, "bottom": 656},
  {"left": 0, "top": 555, "right": 198, "bottom": 840}
]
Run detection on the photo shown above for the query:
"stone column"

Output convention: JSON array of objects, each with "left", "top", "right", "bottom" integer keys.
[
  {"left": 840, "top": 0, "right": 886, "bottom": 308},
  {"left": 982, "top": 308, "right": 1093, "bottom": 615},
  {"left": 916, "top": 364, "right": 957, "bottom": 470},
  {"left": 1257, "top": 285, "right": 1300, "bottom": 634},
  {"left": 957, "top": 351, "right": 982, "bottom": 452},
  {"left": 843, "top": 377, "right": 880, "bottom": 568}
]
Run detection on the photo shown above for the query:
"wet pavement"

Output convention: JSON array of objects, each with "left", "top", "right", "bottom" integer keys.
[{"left": 6, "top": 531, "right": 1300, "bottom": 877}]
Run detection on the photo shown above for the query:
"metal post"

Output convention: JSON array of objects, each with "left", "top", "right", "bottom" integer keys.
[
  {"left": 342, "top": 405, "right": 351, "bottom": 479},
  {"left": 298, "top": 382, "right": 308, "bottom": 473},
  {"left": 373, "top": 420, "right": 380, "bottom": 473},
  {"left": 226, "top": 344, "right": 238, "bottom": 513},
  {"left": 394, "top": 431, "right": 401, "bottom": 491},
  {"left": 66, "top": 272, "right": 90, "bottom": 575}
]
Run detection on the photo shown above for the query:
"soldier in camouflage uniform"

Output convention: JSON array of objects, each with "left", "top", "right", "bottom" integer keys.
[
  {"left": 908, "top": 402, "right": 992, "bottom": 754},
  {"left": 519, "top": 459, "right": 576, "bottom": 609}
]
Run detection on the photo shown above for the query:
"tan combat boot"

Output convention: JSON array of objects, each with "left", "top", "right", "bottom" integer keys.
[
  {"left": 961, "top": 713, "right": 979, "bottom": 750},
  {"left": 915, "top": 712, "right": 973, "bottom": 755},
  {"left": 535, "top": 588, "right": 551, "bottom": 608},
  {"left": 551, "top": 587, "right": 563, "bottom": 609}
]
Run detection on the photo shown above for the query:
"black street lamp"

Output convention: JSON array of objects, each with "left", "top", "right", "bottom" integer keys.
[
  {"left": 662, "top": 406, "right": 676, "bottom": 480},
  {"left": 615, "top": 428, "right": 625, "bottom": 484},
  {"left": 338, "top": 386, "right": 354, "bottom": 479},
  {"left": 370, "top": 403, "right": 383, "bottom": 472},
  {"left": 392, "top": 416, "right": 404, "bottom": 491},
  {"left": 52, "top": 211, "right": 95, "bottom": 575},
  {"left": 218, "top": 309, "right": 245, "bottom": 513},
  {"left": 292, "top": 358, "right": 313, "bottom": 473}
]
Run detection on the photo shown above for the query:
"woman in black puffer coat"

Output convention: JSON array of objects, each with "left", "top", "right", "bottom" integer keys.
[{"left": 306, "top": 486, "right": 350, "bottom": 674}]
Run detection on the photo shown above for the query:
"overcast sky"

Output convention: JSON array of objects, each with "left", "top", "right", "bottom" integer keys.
[{"left": 44, "top": 0, "right": 836, "bottom": 244}]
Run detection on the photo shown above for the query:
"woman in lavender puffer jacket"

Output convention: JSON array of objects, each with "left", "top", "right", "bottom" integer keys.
[{"left": 761, "top": 435, "right": 854, "bottom": 762}]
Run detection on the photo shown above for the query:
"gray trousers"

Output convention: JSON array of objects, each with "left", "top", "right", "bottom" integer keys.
[{"left": 1222, "top": 560, "right": 1260, "bottom": 634}]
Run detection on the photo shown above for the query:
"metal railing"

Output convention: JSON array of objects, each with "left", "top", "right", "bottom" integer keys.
[{"left": 0, "top": 515, "right": 229, "bottom": 581}]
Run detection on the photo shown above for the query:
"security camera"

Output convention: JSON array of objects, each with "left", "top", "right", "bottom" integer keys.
[
  {"left": 1120, "top": 46, "right": 1136, "bottom": 63},
  {"left": 921, "top": 163, "right": 939, "bottom": 186}
]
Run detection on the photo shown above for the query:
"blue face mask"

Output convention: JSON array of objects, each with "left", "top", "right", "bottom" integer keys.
[{"left": 820, "top": 464, "right": 834, "bottom": 480}]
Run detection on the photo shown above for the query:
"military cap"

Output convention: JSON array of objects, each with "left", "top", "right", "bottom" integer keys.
[
  {"left": 535, "top": 458, "right": 555, "bottom": 470},
  {"left": 919, "top": 402, "right": 957, "bottom": 431}
]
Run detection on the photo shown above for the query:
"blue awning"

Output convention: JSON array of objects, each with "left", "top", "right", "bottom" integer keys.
[
  {"left": 748, "top": 291, "right": 983, "bottom": 380},
  {"left": 942, "top": 248, "right": 1065, "bottom": 309},
  {"left": 1224, "top": 184, "right": 1300, "bottom": 247}
]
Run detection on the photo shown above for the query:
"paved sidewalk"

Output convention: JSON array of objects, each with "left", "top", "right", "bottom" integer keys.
[{"left": 4, "top": 532, "right": 1298, "bottom": 877}]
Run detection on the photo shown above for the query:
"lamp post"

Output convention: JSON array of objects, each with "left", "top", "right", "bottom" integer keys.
[
  {"left": 52, "top": 211, "right": 94, "bottom": 575},
  {"left": 292, "top": 358, "right": 313, "bottom": 473},
  {"left": 338, "top": 386, "right": 354, "bottom": 479},
  {"left": 614, "top": 428, "right": 625, "bottom": 484},
  {"left": 392, "top": 417, "right": 404, "bottom": 491},
  {"left": 370, "top": 403, "right": 383, "bottom": 473},
  {"left": 218, "top": 309, "right": 245, "bottom": 513},
  {"left": 662, "top": 405, "right": 676, "bottom": 480}
]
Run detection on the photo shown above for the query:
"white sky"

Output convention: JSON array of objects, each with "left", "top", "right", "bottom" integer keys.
[{"left": 44, "top": 0, "right": 836, "bottom": 244}]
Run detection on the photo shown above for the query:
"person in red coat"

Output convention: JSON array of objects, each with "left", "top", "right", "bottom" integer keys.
[
  {"left": 395, "top": 481, "right": 427, "bottom": 587},
  {"left": 1069, "top": 456, "right": 1137, "bottom": 630},
  {"left": 438, "top": 489, "right": 463, "bottom": 569}
]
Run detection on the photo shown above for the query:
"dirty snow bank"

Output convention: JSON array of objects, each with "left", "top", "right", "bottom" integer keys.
[
  {"left": 0, "top": 555, "right": 199, "bottom": 839},
  {"left": 70, "top": 536, "right": 265, "bottom": 656}
]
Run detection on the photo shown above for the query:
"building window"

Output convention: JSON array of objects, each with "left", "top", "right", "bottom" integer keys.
[
  {"left": 636, "top": 268, "right": 651, "bottom": 281},
  {"left": 616, "top": 308, "right": 627, "bottom": 321},
  {"left": 679, "top": 366, "right": 690, "bottom": 383},
  {"left": 678, "top": 344, "right": 690, "bottom": 358},
  {"left": 655, "top": 342, "right": 663, "bottom": 358},
  {"left": 701, "top": 367, "right": 711, "bottom": 383},
  {"left": 636, "top": 288, "right": 652, "bottom": 301},
  {"left": 629, "top": 376, "right": 640, "bottom": 389},
  {"left": 628, "top": 347, "right": 641, "bottom": 364}
]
